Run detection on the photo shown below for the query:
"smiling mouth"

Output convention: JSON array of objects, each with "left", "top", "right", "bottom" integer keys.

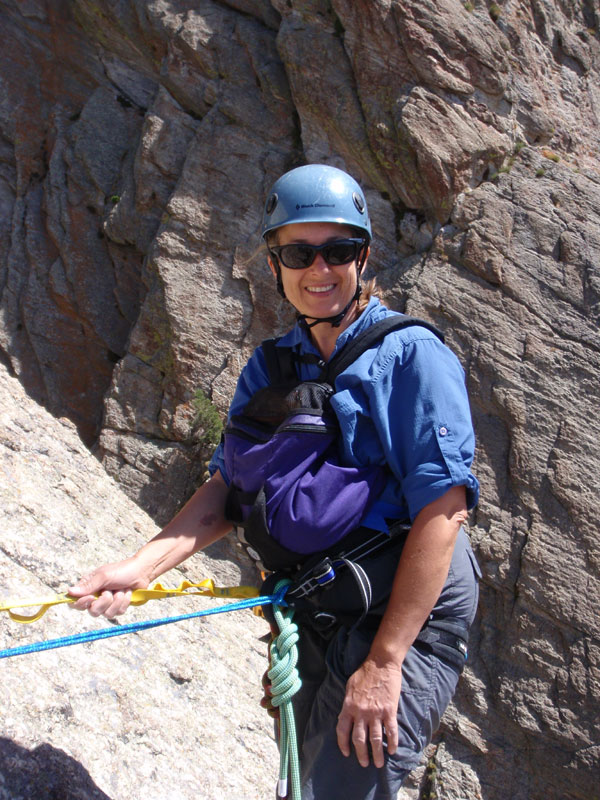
[{"left": 306, "top": 284, "right": 335, "bottom": 294}]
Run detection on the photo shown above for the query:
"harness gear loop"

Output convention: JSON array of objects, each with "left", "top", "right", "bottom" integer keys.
[{"left": 268, "top": 579, "right": 302, "bottom": 800}]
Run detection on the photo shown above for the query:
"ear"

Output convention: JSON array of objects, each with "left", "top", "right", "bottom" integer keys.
[{"left": 358, "top": 244, "right": 371, "bottom": 273}]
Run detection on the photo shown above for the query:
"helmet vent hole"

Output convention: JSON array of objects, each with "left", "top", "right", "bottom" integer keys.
[
  {"left": 353, "top": 192, "right": 365, "bottom": 214},
  {"left": 266, "top": 193, "right": 278, "bottom": 215}
]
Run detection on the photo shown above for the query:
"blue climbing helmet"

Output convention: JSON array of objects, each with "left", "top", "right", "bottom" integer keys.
[
  {"left": 262, "top": 164, "right": 372, "bottom": 242},
  {"left": 262, "top": 164, "right": 372, "bottom": 327}
]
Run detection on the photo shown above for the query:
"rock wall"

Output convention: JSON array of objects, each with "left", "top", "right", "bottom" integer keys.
[
  {"left": 1, "top": 1, "right": 599, "bottom": 798},
  {"left": 0, "top": 362, "right": 277, "bottom": 799}
]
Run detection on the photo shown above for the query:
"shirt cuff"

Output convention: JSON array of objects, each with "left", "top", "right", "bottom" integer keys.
[
  {"left": 403, "top": 423, "right": 479, "bottom": 520},
  {"left": 207, "top": 442, "right": 230, "bottom": 485}
]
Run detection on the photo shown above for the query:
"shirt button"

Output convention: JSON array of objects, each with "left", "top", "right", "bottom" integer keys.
[{"left": 439, "top": 426, "right": 448, "bottom": 436}]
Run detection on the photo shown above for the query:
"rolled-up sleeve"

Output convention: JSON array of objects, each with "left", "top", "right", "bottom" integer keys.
[{"left": 367, "top": 333, "right": 479, "bottom": 521}]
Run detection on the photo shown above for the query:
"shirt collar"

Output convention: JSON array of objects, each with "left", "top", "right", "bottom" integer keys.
[{"left": 275, "top": 297, "right": 386, "bottom": 358}]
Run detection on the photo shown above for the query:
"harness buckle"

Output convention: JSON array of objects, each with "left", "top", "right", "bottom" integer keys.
[
  {"left": 313, "top": 561, "right": 336, "bottom": 586},
  {"left": 287, "top": 558, "right": 336, "bottom": 599}
]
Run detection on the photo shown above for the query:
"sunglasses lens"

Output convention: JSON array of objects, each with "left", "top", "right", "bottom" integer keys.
[
  {"left": 323, "top": 242, "right": 357, "bottom": 265},
  {"left": 278, "top": 244, "right": 316, "bottom": 269}
]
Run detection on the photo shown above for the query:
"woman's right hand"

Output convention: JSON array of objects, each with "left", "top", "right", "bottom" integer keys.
[{"left": 68, "top": 556, "right": 150, "bottom": 619}]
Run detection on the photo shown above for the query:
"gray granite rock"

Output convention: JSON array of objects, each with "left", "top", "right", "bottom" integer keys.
[
  {"left": 0, "top": 363, "right": 277, "bottom": 799},
  {"left": 390, "top": 149, "right": 600, "bottom": 800}
]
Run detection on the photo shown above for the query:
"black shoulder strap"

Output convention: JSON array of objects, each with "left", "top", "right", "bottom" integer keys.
[
  {"left": 261, "top": 337, "right": 297, "bottom": 385},
  {"left": 261, "top": 338, "right": 323, "bottom": 385},
  {"left": 323, "top": 316, "right": 445, "bottom": 384}
]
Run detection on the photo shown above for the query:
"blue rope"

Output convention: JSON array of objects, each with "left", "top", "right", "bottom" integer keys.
[{"left": 0, "top": 588, "right": 288, "bottom": 660}]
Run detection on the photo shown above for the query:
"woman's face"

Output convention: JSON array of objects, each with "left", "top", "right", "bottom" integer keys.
[{"left": 267, "top": 222, "right": 367, "bottom": 322}]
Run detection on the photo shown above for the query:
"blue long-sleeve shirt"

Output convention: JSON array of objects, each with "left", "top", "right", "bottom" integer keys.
[{"left": 209, "top": 297, "right": 479, "bottom": 531}]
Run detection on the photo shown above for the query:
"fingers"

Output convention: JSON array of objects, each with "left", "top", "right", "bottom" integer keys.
[
  {"left": 102, "top": 590, "right": 132, "bottom": 619},
  {"left": 337, "top": 716, "right": 388, "bottom": 768},
  {"left": 336, "top": 710, "right": 353, "bottom": 758},
  {"left": 337, "top": 718, "right": 397, "bottom": 769},
  {"left": 69, "top": 587, "right": 132, "bottom": 619},
  {"left": 68, "top": 570, "right": 106, "bottom": 598},
  {"left": 336, "top": 684, "right": 401, "bottom": 768},
  {"left": 351, "top": 721, "right": 370, "bottom": 768},
  {"left": 68, "top": 559, "right": 143, "bottom": 619},
  {"left": 367, "top": 722, "right": 385, "bottom": 769},
  {"left": 382, "top": 710, "right": 398, "bottom": 756},
  {"left": 351, "top": 722, "right": 387, "bottom": 769}
]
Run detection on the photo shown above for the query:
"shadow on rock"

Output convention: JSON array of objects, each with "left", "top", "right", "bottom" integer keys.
[
  {"left": 0, "top": 738, "right": 112, "bottom": 800},
  {"left": 204, "top": 532, "right": 263, "bottom": 587}
]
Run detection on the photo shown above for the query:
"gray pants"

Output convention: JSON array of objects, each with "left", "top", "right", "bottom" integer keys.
[{"left": 292, "top": 527, "right": 481, "bottom": 800}]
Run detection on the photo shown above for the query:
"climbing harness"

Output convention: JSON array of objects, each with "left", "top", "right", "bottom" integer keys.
[
  {"left": 257, "top": 521, "right": 410, "bottom": 632},
  {"left": 0, "top": 578, "right": 303, "bottom": 799}
]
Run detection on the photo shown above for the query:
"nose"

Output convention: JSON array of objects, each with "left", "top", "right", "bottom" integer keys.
[{"left": 308, "top": 251, "right": 332, "bottom": 271}]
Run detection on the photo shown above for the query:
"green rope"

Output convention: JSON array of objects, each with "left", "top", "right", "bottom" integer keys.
[{"left": 268, "top": 580, "right": 302, "bottom": 800}]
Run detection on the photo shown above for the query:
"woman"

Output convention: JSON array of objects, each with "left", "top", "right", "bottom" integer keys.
[{"left": 70, "top": 164, "right": 480, "bottom": 799}]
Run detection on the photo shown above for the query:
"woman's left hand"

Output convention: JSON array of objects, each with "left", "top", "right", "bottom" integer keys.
[{"left": 336, "top": 658, "right": 402, "bottom": 768}]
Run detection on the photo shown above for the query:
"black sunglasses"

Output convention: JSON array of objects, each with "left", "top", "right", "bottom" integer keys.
[{"left": 268, "top": 238, "right": 366, "bottom": 270}]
